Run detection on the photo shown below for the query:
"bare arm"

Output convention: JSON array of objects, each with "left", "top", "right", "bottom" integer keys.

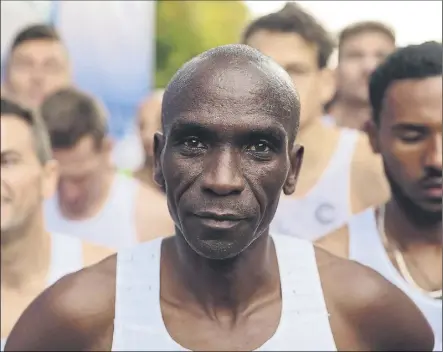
[{"left": 5, "top": 256, "right": 116, "bottom": 351}]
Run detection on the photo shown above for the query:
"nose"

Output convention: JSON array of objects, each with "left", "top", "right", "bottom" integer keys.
[
  {"left": 362, "top": 56, "right": 380, "bottom": 75},
  {"left": 424, "top": 134, "right": 442, "bottom": 170},
  {"left": 202, "top": 149, "right": 245, "bottom": 196}
]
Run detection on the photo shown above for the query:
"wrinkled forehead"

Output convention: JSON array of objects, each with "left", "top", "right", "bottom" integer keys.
[{"left": 163, "top": 66, "right": 295, "bottom": 137}]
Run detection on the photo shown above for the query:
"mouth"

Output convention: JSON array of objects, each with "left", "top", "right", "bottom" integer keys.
[
  {"left": 421, "top": 178, "right": 443, "bottom": 198},
  {"left": 194, "top": 211, "right": 246, "bottom": 230}
]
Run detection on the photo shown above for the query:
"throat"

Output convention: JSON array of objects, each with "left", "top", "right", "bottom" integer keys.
[{"left": 164, "top": 234, "right": 280, "bottom": 323}]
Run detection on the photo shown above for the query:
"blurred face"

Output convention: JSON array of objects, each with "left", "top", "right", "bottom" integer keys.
[
  {"left": 1, "top": 115, "right": 57, "bottom": 239},
  {"left": 247, "top": 30, "right": 334, "bottom": 129},
  {"left": 138, "top": 95, "right": 163, "bottom": 165},
  {"left": 337, "top": 31, "right": 395, "bottom": 105},
  {"left": 154, "top": 70, "right": 303, "bottom": 260},
  {"left": 53, "top": 136, "right": 110, "bottom": 215},
  {"left": 369, "top": 76, "right": 442, "bottom": 219},
  {"left": 6, "top": 39, "right": 71, "bottom": 109}
]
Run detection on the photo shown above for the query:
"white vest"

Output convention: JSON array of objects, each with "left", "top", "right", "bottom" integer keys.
[
  {"left": 1, "top": 232, "right": 83, "bottom": 350},
  {"left": 271, "top": 129, "right": 359, "bottom": 241},
  {"left": 111, "top": 235, "right": 336, "bottom": 351},
  {"left": 44, "top": 173, "right": 138, "bottom": 250},
  {"left": 349, "top": 209, "right": 442, "bottom": 351}
]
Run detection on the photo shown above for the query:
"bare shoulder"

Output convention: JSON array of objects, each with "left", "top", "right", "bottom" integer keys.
[
  {"left": 82, "top": 241, "right": 116, "bottom": 266},
  {"left": 135, "top": 180, "right": 175, "bottom": 241},
  {"left": 351, "top": 133, "right": 390, "bottom": 213},
  {"left": 315, "top": 248, "right": 434, "bottom": 351},
  {"left": 5, "top": 255, "right": 117, "bottom": 351},
  {"left": 315, "top": 225, "right": 349, "bottom": 259}
]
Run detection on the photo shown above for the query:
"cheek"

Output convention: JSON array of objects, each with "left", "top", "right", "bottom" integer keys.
[
  {"left": 385, "top": 143, "right": 423, "bottom": 181},
  {"left": 2, "top": 167, "right": 41, "bottom": 203}
]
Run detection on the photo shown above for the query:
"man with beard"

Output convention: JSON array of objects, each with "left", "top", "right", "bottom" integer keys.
[
  {"left": 5, "top": 44, "right": 433, "bottom": 352},
  {"left": 318, "top": 42, "right": 442, "bottom": 350},
  {"left": 0, "top": 98, "right": 112, "bottom": 350},
  {"left": 326, "top": 21, "right": 396, "bottom": 130}
]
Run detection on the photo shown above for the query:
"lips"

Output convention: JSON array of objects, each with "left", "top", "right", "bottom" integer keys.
[
  {"left": 420, "top": 177, "right": 442, "bottom": 198},
  {"left": 194, "top": 211, "right": 246, "bottom": 230}
]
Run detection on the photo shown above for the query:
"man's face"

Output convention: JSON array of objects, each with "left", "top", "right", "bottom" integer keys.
[
  {"left": 53, "top": 136, "right": 109, "bottom": 215},
  {"left": 370, "top": 76, "right": 442, "bottom": 216},
  {"left": 1, "top": 115, "right": 57, "bottom": 239},
  {"left": 337, "top": 32, "right": 395, "bottom": 105},
  {"left": 138, "top": 95, "right": 162, "bottom": 165},
  {"left": 154, "top": 69, "right": 303, "bottom": 260},
  {"left": 6, "top": 39, "right": 71, "bottom": 108},
  {"left": 247, "top": 30, "right": 334, "bottom": 128}
]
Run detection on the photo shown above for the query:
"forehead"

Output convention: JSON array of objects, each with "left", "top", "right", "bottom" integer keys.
[
  {"left": 11, "top": 39, "right": 68, "bottom": 62},
  {"left": 383, "top": 76, "right": 442, "bottom": 126},
  {"left": 1, "top": 115, "right": 34, "bottom": 154},
  {"left": 247, "top": 30, "right": 318, "bottom": 69},
  {"left": 340, "top": 31, "right": 395, "bottom": 54},
  {"left": 53, "top": 136, "right": 96, "bottom": 165}
]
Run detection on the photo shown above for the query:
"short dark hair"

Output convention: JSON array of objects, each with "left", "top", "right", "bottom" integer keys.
[
  {"left": 1, "top": 98, "right": 52, "bottom": 164},
  {"left": 241, "top": 2, "right": 335, "bottom": 69},
  {"left": 11, "top": 24, "right": 61, "bottom": 52},
  {"left": 369, "top": 41, "right": 443, "bottom": 125},
  {"left": 40, "top": 88, "right": 108, "bottom": 149},
  {"left": 338, "top": 21, "right": 395, "bottom": 53}
]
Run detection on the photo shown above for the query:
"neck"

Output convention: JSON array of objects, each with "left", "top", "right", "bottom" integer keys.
[
  {"left": 329, "top": 99, "right": 371, "bottom": 130},
  {"left": 297, "top": 117, "right": 339, "bottom": 162},
  {"left": 1, "top": 210, "right": 51, "bottom": 289},
  {"left": 384, "top": 200, "right": 442, "bottom": 248},
  {"left": 170, "top": 232, "right": 279, "bottom": 322}
]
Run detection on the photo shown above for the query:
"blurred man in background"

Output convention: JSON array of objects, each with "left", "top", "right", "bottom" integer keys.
[
  {"left": 318, "top": 42, "right": 442, "bottom": 349},
  {"left": 2, "top": 24, "right": 71, "bottom": 109},
  {"left": 133, "top": 89, "right": 164, "bottom": 190},
  {"left": 41, "top": 88, "right": 173, "bottom": 249},
  {"left": 326, "top": 21, "right": 396, "bottom": 130},
  {"left": 243, "top": 2, "right": 389, "bottom": 242},
  {"left": 1, "top": 98, "right": 111, "bottom": 349}
]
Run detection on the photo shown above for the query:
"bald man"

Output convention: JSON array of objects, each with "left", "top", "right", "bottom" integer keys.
[
  {"left": 133, "top": 89, "right": 164, "bottom": 189},
  {"left": 6, "top": 44, "right": 433, "bottom": 351}
]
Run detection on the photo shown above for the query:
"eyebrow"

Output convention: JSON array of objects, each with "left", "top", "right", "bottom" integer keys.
[
  {"left": 392, "top": 123, "right": 428, "bottom": 132},
  {"left": 168, "top": 120, "right": 287, "bottom": 143},
  {"left": 1, "top": 150, "right": 22, "bottom": 159}
]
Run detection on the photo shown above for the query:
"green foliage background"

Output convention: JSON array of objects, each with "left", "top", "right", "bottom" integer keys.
[{"left": 155, "top": 1, "right": 251, "bottom": 88}]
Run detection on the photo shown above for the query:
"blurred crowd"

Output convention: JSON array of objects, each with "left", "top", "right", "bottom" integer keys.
[{"left": 1, "top": 1, "right": 441, "bottom": 351}]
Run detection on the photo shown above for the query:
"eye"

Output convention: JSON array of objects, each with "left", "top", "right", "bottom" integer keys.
[
  {"left": 249, "top": 142, "right": 271, "bottom": 153},
  {"left": 182, "top": 137, "right": 206, "bottom": 149},
  {"left": 399, "top": 131, "right": 424, "bottom": 143},
  {"left": 1, "top": 157, "right": 20, "bottom": 167}
]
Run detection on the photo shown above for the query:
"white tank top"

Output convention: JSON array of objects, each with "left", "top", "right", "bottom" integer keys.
[
  {"left": 1, "top": 232, "right": 83, "bottom": 350},
  {"left": 270, "top": 129, "right": 359, "bottom": 242},
  {"left": 44, "top": 173, "right": 138, "bottom": 250},
  {"left": 111, "top": 235, "right": 336, "bottom": 351},
  {"left": 349, "top": 209, "right": 443, "bottom": 351}
]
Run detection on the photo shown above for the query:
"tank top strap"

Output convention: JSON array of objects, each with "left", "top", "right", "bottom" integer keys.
[
  {"left": 47, "top": 232, "right": 83, "bottom": 286},
  {"left": 259, "top": 235, "right": 336, "bottom": 351},
  {"left": 112, "top": 238, "right": 169, "bottom": 350},
  {"left": 348, "top": 208, "right": 379, "bottom": 261}
]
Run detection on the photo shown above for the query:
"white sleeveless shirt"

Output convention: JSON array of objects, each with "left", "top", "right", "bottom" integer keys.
[
  {"left": 349, "top": 209, "right": 443, "bottom": 351},
  {"left": 44, "top": 173, "right": 138, "bottom": 250},
  {"left": 1, "top": 232, "right": 83, "bottom": 350},
  {"left": 111, "top": 235, "right": 336, "bottom": 351},
  {"left": 270, "top": 129, "right": 359, "bottom": 242}
]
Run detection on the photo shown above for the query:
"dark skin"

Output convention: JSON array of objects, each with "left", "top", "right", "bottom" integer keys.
[{"left": 6, "top": 47, "right": 434, "bottom": 351}]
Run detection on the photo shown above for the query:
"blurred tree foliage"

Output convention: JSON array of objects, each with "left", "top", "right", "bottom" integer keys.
[{"left": 155, "top": 0, "right": 250, "bottom": 88}]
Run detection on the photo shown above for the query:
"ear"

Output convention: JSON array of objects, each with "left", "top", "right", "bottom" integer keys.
[
  {"left": 283, "top": 144, "right": 304, "bottom": 195},
  {"left": 153, "top": 131, "right": 166, "bottom": 192},
  {"left": 366, "top": 119, "right": 381, "bottom": 154},
  {"left": 41, "top": 159, "right": 59, "bottom": 200},
  {"left": 319, "top": 68, "right": 336, "bottom": 106}
]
